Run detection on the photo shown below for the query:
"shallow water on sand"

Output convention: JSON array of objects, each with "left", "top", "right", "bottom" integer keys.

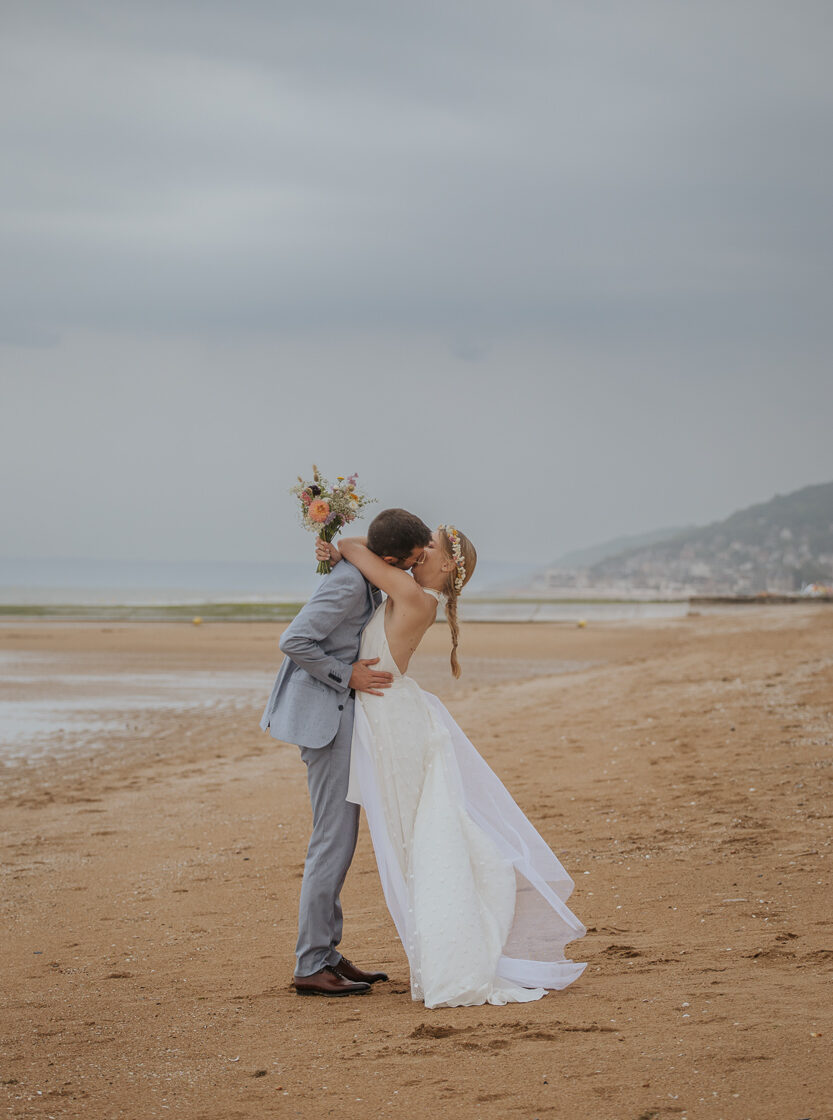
[
  {"left": 0, "top": 646, "right": 601, "bottom": 765},
  {"left": 0, "top": 651, "right": 275, "bottom": 763},
  {"left": 461, "top": 600, "right": 689, "bottom": 622}
]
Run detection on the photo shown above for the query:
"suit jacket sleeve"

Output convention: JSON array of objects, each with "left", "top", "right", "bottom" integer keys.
[{"left": 278, "top": 562, "right": 364, "bottom": 692}]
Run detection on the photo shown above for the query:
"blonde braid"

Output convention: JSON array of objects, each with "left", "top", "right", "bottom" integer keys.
[
  {"left": 438, "top": 526, "right": 476, "bottom": 679},
  {"left": 444, "top": 585, "right": 462, "bottom": 679}
]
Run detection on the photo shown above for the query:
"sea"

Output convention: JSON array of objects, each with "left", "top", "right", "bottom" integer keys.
[
  {"left": 0, "top": 557, "right": 690, "bottom": 621},
  {"left": 0, "top": 557, "right": 690, "bottom": 622}
]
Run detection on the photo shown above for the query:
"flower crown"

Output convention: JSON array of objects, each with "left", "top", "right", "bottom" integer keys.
[{"left": 439, "top": 524, "right": 466, "bottom": 593}]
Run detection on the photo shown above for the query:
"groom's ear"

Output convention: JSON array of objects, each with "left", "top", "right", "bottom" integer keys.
[{"left": 381, "top": 556, "right": 399, "bottom": 566}]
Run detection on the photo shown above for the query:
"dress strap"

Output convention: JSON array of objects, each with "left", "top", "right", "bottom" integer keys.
[{"left": 422, "top": 588, "right": 446, "bottom": 605}]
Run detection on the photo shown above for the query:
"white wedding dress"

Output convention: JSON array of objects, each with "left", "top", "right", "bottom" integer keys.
[{"left": 347, "top": 590, "right": 587, "bottom": 1009}]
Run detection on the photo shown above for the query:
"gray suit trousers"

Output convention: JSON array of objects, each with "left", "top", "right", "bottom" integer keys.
[{"left": 294, "top": 699, "right": 360, "bottom": 977}]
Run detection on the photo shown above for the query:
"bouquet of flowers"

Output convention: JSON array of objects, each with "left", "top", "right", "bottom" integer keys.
[{"left": 291, "top": 465, "right": 376, "bottom": 574}]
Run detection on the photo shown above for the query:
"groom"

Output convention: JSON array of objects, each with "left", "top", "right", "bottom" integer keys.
[{"left": 260, "top": 508, "right": 432, "bottom": 996}]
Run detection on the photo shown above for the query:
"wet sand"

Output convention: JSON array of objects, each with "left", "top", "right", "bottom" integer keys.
[{"left": 1, "top": 608, "right": 832, "bottom": 1119}]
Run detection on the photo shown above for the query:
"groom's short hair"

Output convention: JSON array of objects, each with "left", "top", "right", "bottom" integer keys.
[{"left": 367, "top": 509, "right": 432, "bottom": 560}]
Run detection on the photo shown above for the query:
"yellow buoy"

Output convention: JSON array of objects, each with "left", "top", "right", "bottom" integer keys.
[
  {"left": 192, "top": 616, "right": 203, "bottom": 626},
  {"left": 577, "top": 618, "right": 587, "bottom": 629}
]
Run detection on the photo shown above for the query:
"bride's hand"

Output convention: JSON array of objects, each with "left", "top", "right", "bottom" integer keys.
[{"left": 315, "top": 539, "right": 341, "bottom": 566}]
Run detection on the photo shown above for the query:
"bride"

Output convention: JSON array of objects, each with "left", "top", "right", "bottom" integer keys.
[{"left": 319, "top": 526, "right": 586, "bottom": 1009}]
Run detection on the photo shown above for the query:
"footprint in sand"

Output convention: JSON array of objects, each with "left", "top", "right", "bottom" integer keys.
[{"left": 600, "top": 943, "right": 643, "bottom": 958}]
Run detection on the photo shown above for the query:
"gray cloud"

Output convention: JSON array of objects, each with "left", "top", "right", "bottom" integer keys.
[
  {"left": 1, "top": 2, "right": 832, "bottom": 564},
  {"left": 4, "top": 2, "right": 832, "bottom": 338}
]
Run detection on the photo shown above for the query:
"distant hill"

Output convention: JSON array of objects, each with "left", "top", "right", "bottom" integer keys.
[
  {"left": 550, "top": 526, "right": 692, "bottom": 570},
  {"left": 586, "top": 481, "right": 833, "bottom": 594}
]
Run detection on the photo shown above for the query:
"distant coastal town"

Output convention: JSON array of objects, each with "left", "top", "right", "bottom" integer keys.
[{"left": 517, "top": 480, "right": 833, "bottom": 601}]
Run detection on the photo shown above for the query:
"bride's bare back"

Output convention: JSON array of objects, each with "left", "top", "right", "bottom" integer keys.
[{"left": 383, "top": 591, "right": 438, "bottom": 675}]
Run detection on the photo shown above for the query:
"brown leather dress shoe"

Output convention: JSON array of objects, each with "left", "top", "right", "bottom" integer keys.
[
  {"left": 293, "top": 965, "right": 371, "bottom": 997},
  {"left": 334, "top": 956, "right": 389, "bottom": 985}
]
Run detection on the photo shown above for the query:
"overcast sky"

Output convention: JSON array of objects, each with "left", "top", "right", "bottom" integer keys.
[{"left": 2, "top": 1, "right": 832, "bottom": 565}]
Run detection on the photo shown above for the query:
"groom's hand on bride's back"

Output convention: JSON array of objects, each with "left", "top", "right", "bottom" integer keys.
[{"left": 350, "top": 657, "right": 393, "bottom": 696}]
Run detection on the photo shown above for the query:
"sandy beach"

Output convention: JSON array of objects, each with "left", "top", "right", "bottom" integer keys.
[{"left": 1, "top": 607, "right": 831, "bottom": 1120}]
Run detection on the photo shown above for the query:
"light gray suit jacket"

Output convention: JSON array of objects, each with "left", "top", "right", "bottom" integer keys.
[{"left": 260, "top": 560, "right": 380, "bottom": 749}]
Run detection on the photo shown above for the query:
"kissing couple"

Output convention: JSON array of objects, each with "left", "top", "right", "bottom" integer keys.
[{"left": 260, "top": 508, "right": 586, "bottom": 1009}]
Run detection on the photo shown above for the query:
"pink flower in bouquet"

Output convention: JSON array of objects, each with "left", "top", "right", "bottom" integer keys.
[{"left": 308, "top": 498, "right": 331, "bottom": 523}]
